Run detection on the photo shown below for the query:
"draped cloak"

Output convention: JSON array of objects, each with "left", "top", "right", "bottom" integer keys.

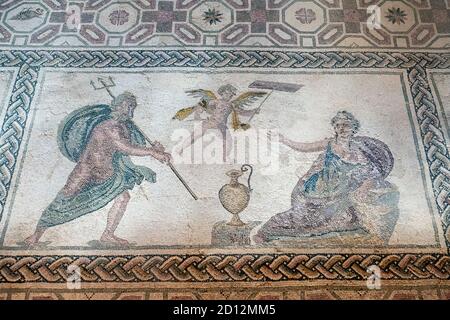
[
  {"left": 37, "top": 105, "right": 156, "bottom": 228},
  {"left": 255, "top": 136, "right": 399, "bottom": 242}
]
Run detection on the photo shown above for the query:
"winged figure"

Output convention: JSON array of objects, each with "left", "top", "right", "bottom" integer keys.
[{"left": 172, "top": 84, "right": 267, "bottom": 157}]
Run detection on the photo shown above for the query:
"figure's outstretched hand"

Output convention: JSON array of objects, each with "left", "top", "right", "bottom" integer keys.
[
  {"left": 160, "top": 152, "right": 172, "bottom": 164},
  {"left": 153, "top": 151, "right": 172, "bottom": 164},
  {"left": 152, "top": 141, "right": 165, "bottom": 153}
]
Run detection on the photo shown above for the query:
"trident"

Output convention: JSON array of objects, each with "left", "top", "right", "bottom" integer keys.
[{"left": 90, "top": 77, "right": 198, "bottom": 200}]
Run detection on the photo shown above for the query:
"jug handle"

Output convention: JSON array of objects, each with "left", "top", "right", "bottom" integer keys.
[{"left": 241, "top": 164, "right": 253, "bottom": 192}]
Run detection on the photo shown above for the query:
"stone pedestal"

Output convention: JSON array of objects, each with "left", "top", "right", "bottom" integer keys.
[{"left": 211, "top": 220, "right": 261, "bottom": 246}]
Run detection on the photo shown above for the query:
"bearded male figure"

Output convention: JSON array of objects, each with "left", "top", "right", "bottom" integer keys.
[{"left": 23, "top": 92, "right": 171, "bottom": 246}]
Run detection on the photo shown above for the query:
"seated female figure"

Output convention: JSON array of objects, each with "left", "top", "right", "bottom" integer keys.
[{"left": 254, "top": 111, "right": 399, "bottom": 244}]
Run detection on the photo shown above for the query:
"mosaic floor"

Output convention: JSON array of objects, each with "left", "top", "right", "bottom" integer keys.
[{"left": 0, "top": 0, "right": 449, "bottom": 300}]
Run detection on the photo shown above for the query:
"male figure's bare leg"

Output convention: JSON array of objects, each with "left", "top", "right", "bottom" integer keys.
[
  {"left": 22, "top": 172, "right": 88, "bottom": 247},
  {"left": 100, "top": 191, "right": 131, "bottom": 245},
  {"left": 62, "top": 165, "right": 89, "bottom": 197},
  {"left": 23, "top": 227, "right": 47, "bottom": 247}
]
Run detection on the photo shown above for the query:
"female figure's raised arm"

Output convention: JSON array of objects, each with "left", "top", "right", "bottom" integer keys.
[{"left": 279, "top": 134, "right": 329, "bottom": 153}]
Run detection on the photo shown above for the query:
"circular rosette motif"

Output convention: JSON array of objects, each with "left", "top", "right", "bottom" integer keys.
[
  {"left": 282, "top": 0, "right": 326, "bottom": 33},
  {"left": 97, "top": 2, "right": 139, "bottom": 34},
  {"left": 379, "top": 0, "right": 417, "bottom": 33},
  {"left": 190, "top": 0, "right": 234, "bottom": 33}
]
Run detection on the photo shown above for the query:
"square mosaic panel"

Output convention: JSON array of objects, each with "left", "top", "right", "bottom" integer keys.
[{"left": 0, "top": 0, "right": 449, "bottom": 300}]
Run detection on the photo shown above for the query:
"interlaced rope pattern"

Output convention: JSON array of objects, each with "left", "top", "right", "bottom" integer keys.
[{"left": 0, "top": 50, "right": 448, "bottom": 283}]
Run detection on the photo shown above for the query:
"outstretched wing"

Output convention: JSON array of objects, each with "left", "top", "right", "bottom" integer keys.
[
  {"left": 172, "top": 106, "right": 195, "bottom": 120},
  {"left": 173, "top": 90, "right": 213, "bottom": 121},
  {"left": 185, "top": 89, "right": 217, "bottom": 102},
  {"left": 231, "top": 91, "right": 267, "bottom": 109}
]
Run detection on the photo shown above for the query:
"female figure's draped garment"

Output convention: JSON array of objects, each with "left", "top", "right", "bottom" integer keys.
[{"left": 256, "top": 136, "right": 399, "bottom": 242}]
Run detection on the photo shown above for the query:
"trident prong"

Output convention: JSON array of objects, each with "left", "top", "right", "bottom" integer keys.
[{"left": 90, "top": 76, "right": 116, "bottom": 99}]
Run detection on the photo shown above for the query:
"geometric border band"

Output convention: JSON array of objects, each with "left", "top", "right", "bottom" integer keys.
[{"left": 0, "top": 49, "right": 449, "bottom": 283}]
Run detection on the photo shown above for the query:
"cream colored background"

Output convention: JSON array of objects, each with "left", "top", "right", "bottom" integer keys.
[{"left": 0, "top": 69, "right": 444, "bottom": 248}]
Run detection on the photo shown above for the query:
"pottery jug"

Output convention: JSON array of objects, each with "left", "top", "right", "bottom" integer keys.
[{"left": 219, "top": 164, "right": 253, "bottom": 226}]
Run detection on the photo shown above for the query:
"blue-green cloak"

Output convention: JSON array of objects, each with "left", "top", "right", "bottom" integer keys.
[{"left": 37, "top": 104, "right": 156, "bottom": 229}]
